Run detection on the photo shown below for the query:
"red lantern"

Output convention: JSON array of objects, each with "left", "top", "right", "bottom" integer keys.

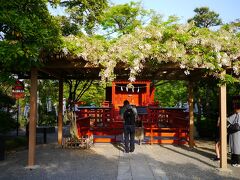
[{"left": 12, "top": 80, "right": 25, "bottom": 99}]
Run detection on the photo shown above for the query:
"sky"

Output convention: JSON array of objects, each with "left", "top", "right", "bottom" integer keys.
[{"left": 110, "top": 0, "right": 240, "bottom": 24}]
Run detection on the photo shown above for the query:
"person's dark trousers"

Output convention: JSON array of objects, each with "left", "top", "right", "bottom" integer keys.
[
  {"left": 124, "top": 125, "right": 135, "bottom": 153},
  {"left": 231, "top": 154, "right": 240, "bottom": 164}
]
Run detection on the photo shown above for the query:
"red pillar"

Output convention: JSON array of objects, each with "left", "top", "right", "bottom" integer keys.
[
  {"left": 146, "top": 82, "right": 150, "bottom": 105},
  {"left": 112, "top": 82, "right": 116, "bottom": 109}
]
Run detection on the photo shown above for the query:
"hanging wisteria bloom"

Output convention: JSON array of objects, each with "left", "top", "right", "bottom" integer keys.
[
  {"left": 61, "top": 21, "right": 240, "bottom": 83},
  {"left": 62, "top": 47, "right": 69, "bottom": 55}
]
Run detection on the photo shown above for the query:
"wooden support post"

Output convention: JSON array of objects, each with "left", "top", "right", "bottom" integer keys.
[
  {"left": 58, "top": 79, "right": 63, "bottom": 145},
  {"left": 188, "top": 81, "right": 194, "bottom": 148},
  {"left": 219, "top": 71, "right": 228, "bottom": 169},
  {"left": 28, "top": 68, "right": 38, "bottom": 166},
  {"left": 112, "top": 82, "right": 116, "bottom": 109}
]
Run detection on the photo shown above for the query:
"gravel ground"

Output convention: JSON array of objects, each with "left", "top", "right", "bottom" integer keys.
[{"left": 0, "top": 131, "right": 240, "bottom": 180}]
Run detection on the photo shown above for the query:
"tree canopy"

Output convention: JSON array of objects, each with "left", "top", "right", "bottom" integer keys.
[
  {"left": 1, "top": 1, "right": 240, "bottom": 85},
  {"left": 99, "top": 1, "right": 154, "bottom": 38},
  {"left": 0, "top": 0, "right": 61, "bottom": 80},
  {"left": 187, "top": 7, "right": 222, "bottom": 28},
  {"left": 59, "top": 0, "right": 108, "bottom": 35}
]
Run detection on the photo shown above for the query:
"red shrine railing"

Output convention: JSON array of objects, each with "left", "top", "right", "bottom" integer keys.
[
  {"left": 75, "top": 106, "right": 189, "bottom": 144},
  {"left": 143, "top": 107, "right": 189, "bottom": 144}
]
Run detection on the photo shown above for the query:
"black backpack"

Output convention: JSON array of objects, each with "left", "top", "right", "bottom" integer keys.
[{"left": 124, "top": 108, "right": 135, "bottom": 125}]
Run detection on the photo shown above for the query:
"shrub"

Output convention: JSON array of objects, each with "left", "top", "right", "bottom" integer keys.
[
  {"left": 0, "top": 111, "right": 17, "bottom": 134},
  {"left": 0, "top": 91, "right": 16, "bottom": 135}
]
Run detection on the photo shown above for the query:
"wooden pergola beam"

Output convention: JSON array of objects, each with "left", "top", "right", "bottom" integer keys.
[{"left": 38, "top": 68, "right": 62, "bottom": 79}]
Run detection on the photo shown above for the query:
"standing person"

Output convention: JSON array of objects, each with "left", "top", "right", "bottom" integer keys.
[
  {"left": 120, "top": 100, "right": 137, "bottom": 153},
  {"left": 228, "top": 107, "right": 240, "bottom": 167},
  {"left": 213, "top": 117, "right": 220, "bottom": 161}
]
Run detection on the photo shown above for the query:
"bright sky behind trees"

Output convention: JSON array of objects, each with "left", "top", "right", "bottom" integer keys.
[
  {"left": 110, "top": 0, "right": 240, "bottom": 24},
  {"left": 51, "top": 1, "right": 239, "bottom": 24}
]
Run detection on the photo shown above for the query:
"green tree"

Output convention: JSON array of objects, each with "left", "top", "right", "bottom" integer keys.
[
  {"left": 99, "top": 1, "right": 152, "bottom": 37},
  {"left": 230, "top": 19, "right": 240, "bottom": 33},
  {"left": 64, "top": 80, "right": 105, "bottom": 107},
  {"left": 64, "top": 80, "right": 93, "bottom": 109},
  {"left": 59, "top": 0, "right": 108, "bottom": 35},
  {"left": 154, "top": 81, "right": 187, "bottom": 107},
  {"left": 227, "top": 82, "right": 240, "bottom": 115},
  {"left": 80, "top": 82, "right": 105, "bottom": 106},
  {"left": 187, "top": 7, "right": 223, "bottom": 137},
  {"left": 63, "top": 80, "right": 105, "bottom": 108},
  {"left": 188, "top": 7, "right": 222, "bottom": 28},
  {"left": 37, "top": 80, "right": 59, "bottom": 126},
  {"left": 0, "top": 0, "right": 61, "bottom": 81},
  {"left": 49, "top": 1, "right": 109, "bottom": 107},
  {"left": 56, "top": 16, "right": 81, "bottom": 36}
]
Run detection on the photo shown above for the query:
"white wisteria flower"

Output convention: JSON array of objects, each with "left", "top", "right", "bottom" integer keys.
[
  {"left": 233, "top": 65, "right": 239, "bottom": 75},
  {"left": 184, "top": 70, "right": 190, "bottom": 75},
  {"left": 129, "top": 76, "right": 136, "bottom": 82},
  {"left": 221, "top": 53, "right": 230, "bottom": 66},
  {"left": 60, "top": 21, "right": 240, "bottom": 83},
  {"left": 156, "top": 32, "right": 162, "bottom": 39},
  {"left": 144, "top": 44, "right": 152, "bottom": 51},
  {"left": 180, "top": 64, "right": 186, "bottom": 69},
  {"left": 213, "top": 44, "right": 221, "bottom": 52},
  {"left": 216, "top": 53, "right": 221, "bottom": 61},
  {"left": 62, "top": 47, "right": 69, "bottom": 55}
]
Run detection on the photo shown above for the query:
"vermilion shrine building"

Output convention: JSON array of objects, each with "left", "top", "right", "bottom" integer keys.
[
  {"left": 75, "top": 80, "right": 188, "bottom": 145},
  {"left": 110, "top": 81, "right": 155, "bottom": 108}
]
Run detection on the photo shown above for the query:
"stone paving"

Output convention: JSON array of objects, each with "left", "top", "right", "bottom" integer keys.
[{"left": 0, "top": 132, "right": 240, "bottom": 180}]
